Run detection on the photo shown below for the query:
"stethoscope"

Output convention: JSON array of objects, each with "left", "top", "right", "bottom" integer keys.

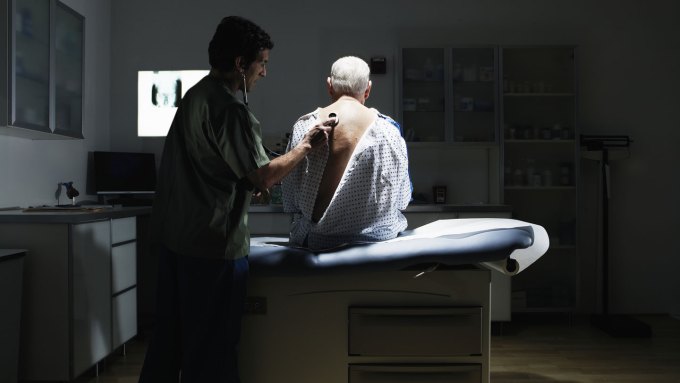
[{"left": 262, "top": 113, "right": 338, "bottom": 158}]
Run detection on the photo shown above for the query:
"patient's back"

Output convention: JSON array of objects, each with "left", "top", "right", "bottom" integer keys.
[{"left": 312, "top": 99, "right": 377, "bottom": 222}]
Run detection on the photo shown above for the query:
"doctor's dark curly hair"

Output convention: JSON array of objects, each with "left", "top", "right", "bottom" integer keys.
[{"left": 208, "top": 16, "right": 274, "bottom": 72}]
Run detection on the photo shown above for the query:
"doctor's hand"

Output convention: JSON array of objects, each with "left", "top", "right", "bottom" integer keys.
[
  {"left": 251, "top": 188, "right": 271, "bottom": 205},
  {"left": 300, "top": 117, "right": 336, "bottom": 149}
]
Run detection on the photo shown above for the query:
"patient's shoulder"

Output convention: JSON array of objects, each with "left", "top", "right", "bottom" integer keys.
[
  {"left": 290, "top": 110, "right": 320, "bottom": 141},
  {"left": 370, "top": 108, "right": 402, "bottom": 135},
  {"left": 294, "top": 110, "right": 319, "bottom": 125}
]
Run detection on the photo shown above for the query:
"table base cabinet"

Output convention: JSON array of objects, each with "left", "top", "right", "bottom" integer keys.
[{"left": 240, "top": 268, "right": 491, "bottom": 383}]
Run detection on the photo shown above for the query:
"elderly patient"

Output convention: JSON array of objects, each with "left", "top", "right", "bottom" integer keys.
[{"left": 282, "top": 56, "right": 411, "bottom": 250}]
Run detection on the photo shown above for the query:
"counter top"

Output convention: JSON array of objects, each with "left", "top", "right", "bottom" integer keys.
[
  {"left": 249, "top": 204, "right": 512, "bottom": 213},
  {"left": 0, "top": 206, "right": 152, "bottom": 224}
]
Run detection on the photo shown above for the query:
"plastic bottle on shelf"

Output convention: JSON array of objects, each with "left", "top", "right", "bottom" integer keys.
[
  {"left": 513, "top": 168, "right": 525, "bottom": 186},
  {"left": 552, "top": 124, "right": 563, "bottom": 140},
  {"left": 542, "top": 169, "right": 553, "bottom": 186},
  {"left": 505, "top": 164, "right": 513, "bottom": 186},
  {"left": 559, "top": 163, "right": 572, "bottom": 186},
  {"left": 525, "top": 158, "right": 536, "bottom": 185},
  {"left": 452, "top": 63, "right": 462, "bottom": 81},
  {"left": 435, "top": 63, "right": 444, "bottom": 81},
  {"left": 423, "top": 58, "right": 434, "bottom": 81},
  {"left": 15, "top": 52, "right": 25, "bottom": 75}
]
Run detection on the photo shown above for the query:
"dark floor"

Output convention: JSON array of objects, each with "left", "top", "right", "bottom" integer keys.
[{"left": 77, "top": 314, "right": 680, "bottom": 383}]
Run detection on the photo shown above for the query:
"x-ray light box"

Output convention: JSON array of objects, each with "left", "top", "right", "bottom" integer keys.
[{"left": 137, "top": 70, "right": 209, "bottom": 137}]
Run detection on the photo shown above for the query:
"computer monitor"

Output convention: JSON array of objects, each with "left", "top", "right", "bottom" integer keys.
[{"left": 93, "top": 151, "right": 157, "bottom": 195}]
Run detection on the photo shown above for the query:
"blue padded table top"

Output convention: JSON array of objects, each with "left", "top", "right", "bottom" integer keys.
[{"left": 249, "top": 225, "right": 535, "bottom": 276}]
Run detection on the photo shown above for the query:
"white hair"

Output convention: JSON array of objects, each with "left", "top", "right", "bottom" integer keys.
[{"left": 330, "top": 56, "right": 370, "bottom": 97}]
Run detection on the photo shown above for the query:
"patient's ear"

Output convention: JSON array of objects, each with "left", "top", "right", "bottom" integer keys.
[
  {"left": 327, "top": 77, "right": 334, "bottom": 97},
  {"left": 363, "top": 80, "right": 372, "bottom": 101}
]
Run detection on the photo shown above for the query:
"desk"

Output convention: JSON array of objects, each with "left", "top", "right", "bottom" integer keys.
[{"left": 0, "top": 207, "right": 151, "bottom": 382}]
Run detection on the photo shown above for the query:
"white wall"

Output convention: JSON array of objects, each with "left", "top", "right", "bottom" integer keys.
[{"left": 0, "top": 0, "right": 111, "bottom": 207}]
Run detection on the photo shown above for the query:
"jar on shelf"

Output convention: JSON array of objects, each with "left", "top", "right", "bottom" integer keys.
[
  {"left": 513, "top": 168, "right": 525, "bottom": 186},
  {"left": 521, "top": 125, "right": 534, "bottom": 139},
  {"left": 423, "top": 58, "right": 435, "bottom": 81},
  {"left": 530, "top": 173, "right": 542, "bottom": 187},
  {"left": 542, "top": 169, "right": 553, "bottom": 186},
  {"left": 505, "top": 165, "right": 514, "bottom": 186},
  {"left": 540, "top": 127, "right": 552, "bottom": 140},
  {"left": 452, "top": 63, "right": 463, "bottom": 81},
  {"left": 559, "top": 163, "right": 573, "bottom": 186},
  {"left": 561, "top": 126, "right": 571, "bottom": 140},
  {"left": 525, "top": 158, "right": 536, "bottom": 185}
]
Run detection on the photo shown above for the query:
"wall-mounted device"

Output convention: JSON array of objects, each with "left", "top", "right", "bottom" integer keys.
[{"left": 370, "top": 56, "right": 387, "bottom": 74}]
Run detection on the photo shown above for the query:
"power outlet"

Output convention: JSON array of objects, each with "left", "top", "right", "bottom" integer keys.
[{"left": 244, "top": 296, "right": 267, "bottom": 315}]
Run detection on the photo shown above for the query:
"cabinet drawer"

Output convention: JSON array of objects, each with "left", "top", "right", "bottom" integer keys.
[
  {"left": 112, "top": 288, "right": 137, "bottom": 349},
  {"left": 112, "top": 217, "right": 136, "bottom": 244},
  {"left": 349, "top": 364, "right": 481, "bottom": 383},
  {"left": 349, "top": 307, "right": 482, "bottom": 356},
  {"left": 112, "top": 242, "right": 136, "bottom": 293}
]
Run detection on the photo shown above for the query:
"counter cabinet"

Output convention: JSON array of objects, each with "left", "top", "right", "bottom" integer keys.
[
  {"left": 0, "top": 209, "right": 146, "bottom": 381},
  {"left": 0, "top": 249, "right": 25, "bottom": 383}
]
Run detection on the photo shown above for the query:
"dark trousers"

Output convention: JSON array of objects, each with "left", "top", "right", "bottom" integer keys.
[{"left": 138, "top": 246, "right": 249, "bottom": 383}]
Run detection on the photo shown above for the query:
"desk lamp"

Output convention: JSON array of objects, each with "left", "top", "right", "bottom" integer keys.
[{"left": 58, "top": 182, "right": 80, "bottom": 206}]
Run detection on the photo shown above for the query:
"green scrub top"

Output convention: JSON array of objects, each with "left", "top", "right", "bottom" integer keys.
[{"left": 151, "top": 74, "right": 271, "bottom": 260}]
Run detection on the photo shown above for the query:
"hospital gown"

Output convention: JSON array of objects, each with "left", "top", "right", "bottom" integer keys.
[{"left": 282, "top": 108, "right": 411, "bottom": 250}]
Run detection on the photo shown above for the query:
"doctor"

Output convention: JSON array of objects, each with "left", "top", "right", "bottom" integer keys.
[{"left": 139, "top": 16, "right": 333, "bottom": 383}]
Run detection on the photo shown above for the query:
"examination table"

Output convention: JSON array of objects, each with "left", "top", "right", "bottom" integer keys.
[{"left": 240, "top": 218, "right": 549, "bottom": 383}]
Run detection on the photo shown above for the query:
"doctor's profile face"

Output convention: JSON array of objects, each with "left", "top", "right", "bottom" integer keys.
[{"left": 243, "top": 49, "right": 269, "bottom": 92}]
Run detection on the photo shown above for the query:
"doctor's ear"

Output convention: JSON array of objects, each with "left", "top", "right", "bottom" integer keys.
[{"left": 235, "top": 57, "right": 247, "bottom": 72}]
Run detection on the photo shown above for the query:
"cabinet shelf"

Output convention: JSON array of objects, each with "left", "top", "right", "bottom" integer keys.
[
  {"left": 549, "top": 245, "right": 577, "bottom": 250},
  {"left": 16, "top": 72, "right": 48, "bottom": 84},
  {"left": 403, "top": 79, "right": 443, "bottom": 84},
  {"left": 504, "top": 93, "right": 574, "bottom": 97},
  {"left": 453, "top": 80, "right": 495, "bottom": 84},
  {"left": 16, "top": 31, "right": 49, "bottom": 47},
  {"left": 453, "top": 109, "right": 494, "bottom": 113},
  {"left": 511, "top": 306, "right": 574, "bottom": 313},
  {"left": 504, "top": 186, "right": 575, "bottom": 191},
  {"left": 505, "top": 139, "right": 575, "bottom": 144},
  {"left": 503, "top": 46, "right": 578, "bottom": 313},
  {"left": 400, "top": 46, "right": 499, "bottom": 145},
  {"left": 56, "top": 86, "right": 82, "bottom": 98},
  {"left": 407, "top": 141, "right": 498, "bottom": 149}
]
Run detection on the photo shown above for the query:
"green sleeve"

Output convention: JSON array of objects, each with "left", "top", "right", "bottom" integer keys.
[{"left": 219, "top": 105, "right": 271, "bottom": 180}]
